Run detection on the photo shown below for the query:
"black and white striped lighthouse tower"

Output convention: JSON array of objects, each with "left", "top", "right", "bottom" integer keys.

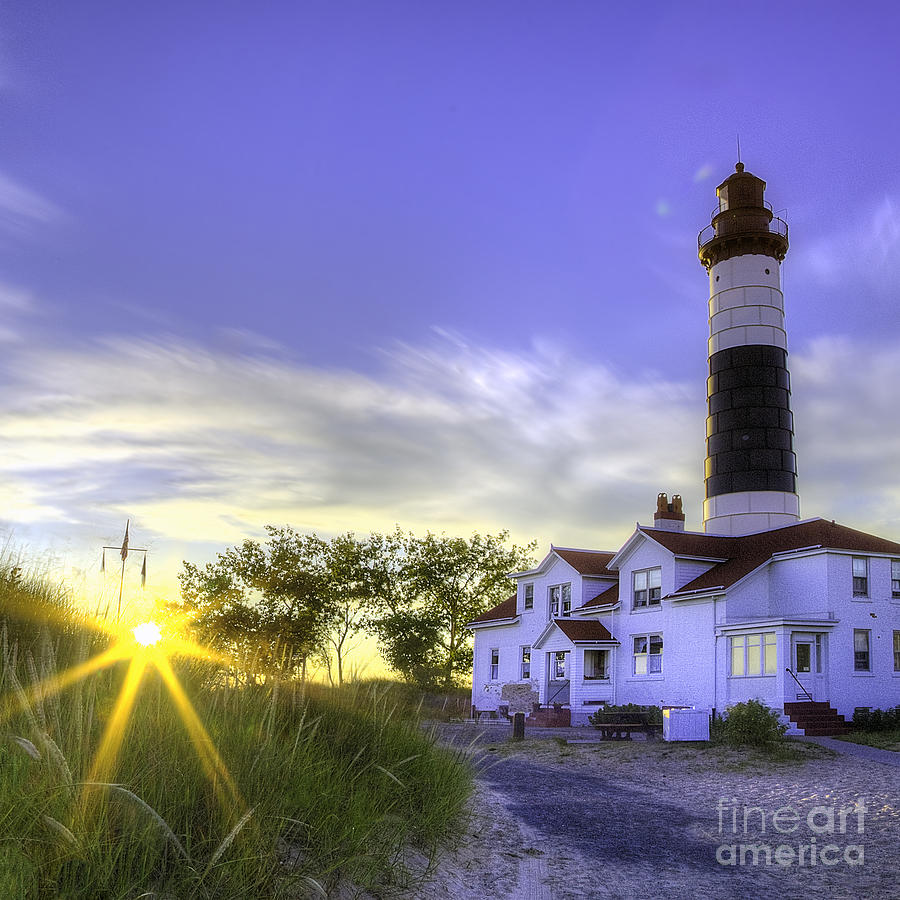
[{"left": 698, "top": 164, "right": 799, "bottom": 535}]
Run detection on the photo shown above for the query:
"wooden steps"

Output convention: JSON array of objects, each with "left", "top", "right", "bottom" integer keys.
[{"left": 783, "top": 701, "right": 852, "bottom": 736}]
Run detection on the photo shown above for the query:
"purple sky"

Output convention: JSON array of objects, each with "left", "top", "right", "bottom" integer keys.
[{"left": 2, "top": 2, "right": 900, "bottom": 607}]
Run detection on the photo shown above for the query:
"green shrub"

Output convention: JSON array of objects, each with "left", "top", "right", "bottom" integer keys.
[
  {"left": 852, "top": 706, "right": 900, "bottom": 731},
  {"left": 722, "top": 699, "right": 787, "bottom": 747},
  {"left": 588, "top": 703, "right": 662, "bottom": 727}
]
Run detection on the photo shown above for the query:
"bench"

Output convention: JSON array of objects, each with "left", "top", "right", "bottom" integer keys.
[{"left": 591, "top": 711, "right": 660, "bottom": 741}]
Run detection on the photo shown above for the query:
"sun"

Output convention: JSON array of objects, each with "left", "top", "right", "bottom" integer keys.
[{"left": 132, "top": 620, "right": 163, "bottom": 647}]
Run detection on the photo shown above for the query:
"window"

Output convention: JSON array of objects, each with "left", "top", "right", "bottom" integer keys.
[
  {"left": 853, "top": 630, "right": 870, "bottom": 672},
  {"left": 520, "top": 646, "right": 531, "bottom": 680},
  {"left": 852, "top": 557, "right": 868, "bottom": 597},
  {"left": 795, "top": 642, "right": 811, "bottom": 673},
  {"left": 584, "top": 649, "right": 610, "bottom": 680},
  {"left": 524, "top": 583, "right": 534, "bottom": 610},
  {"left": 632, "top": 567, "right": 662, "bottom": 608},
  {"left": 552, "top": 651, "right": 567, "bottom": 680},
  {"left": 894, "top": 632, "right": 900, "bottom": 673},
  {"left": 730, "top": 633, "right": 777, "bottom": 676},
  {"left": 490, "top": 648, "right": 499, "bottom": 680},
  {"left": 549, "top": 583, "right": 572, "bottom": 617},
  {"left": 892, "top": 561, "right": 900, "bottom": 599},
  {"left": 633, "top": 634, "right": 663, "bottom": 675}
]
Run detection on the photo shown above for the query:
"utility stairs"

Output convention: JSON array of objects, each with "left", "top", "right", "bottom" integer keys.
[{"left": 783, "top": 701, "right": 852, "bottom": 736}]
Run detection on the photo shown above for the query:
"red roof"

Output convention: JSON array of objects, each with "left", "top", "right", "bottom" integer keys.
[
  {"left": 467, "top": 594, "right": 518, "bottom": 625},
  {"left": 553, "top": 548, "right": 616, "bottom": 576},
  {"left": 581, "top": 583, "right": 619, "bottom": 609},
  {"left": 649, "top": 519, "right": 900, "bottom": 597},
  {"left": 553, "top": 619, "right": 616, "bottom": 642}
]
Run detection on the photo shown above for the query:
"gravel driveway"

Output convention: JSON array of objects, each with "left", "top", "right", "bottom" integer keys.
[{"left": 423, "top": 724, "right": 900, "bottom": 900}]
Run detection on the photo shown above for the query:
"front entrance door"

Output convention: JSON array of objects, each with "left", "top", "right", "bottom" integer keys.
[
  {"left": 546, "top": 651, "right": 570, "bottom": 705},
  {"left": 790, "top": 632, "right": 821, "bottom": 700}
]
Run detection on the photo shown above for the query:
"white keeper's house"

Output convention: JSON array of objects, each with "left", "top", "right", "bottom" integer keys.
[{"left": 467, "top": 164, "right": 900, "bottom": 735}]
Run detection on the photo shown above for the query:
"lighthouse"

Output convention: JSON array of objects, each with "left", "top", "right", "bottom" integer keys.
[{"left": 698, "top": 164, "right": 799, "bottom": 535}]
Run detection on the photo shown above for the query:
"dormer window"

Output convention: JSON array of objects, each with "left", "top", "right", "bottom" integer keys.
[
  {"left": 633, "top": 567, "right": 662, "bottom": 608},
  {"left": 549, "top": 583, "right": 572, "bottom": 618},
  {"left": 524, "top": 583, "right": 534, "bottom": 610}
]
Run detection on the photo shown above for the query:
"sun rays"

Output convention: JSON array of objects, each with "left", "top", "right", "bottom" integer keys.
[{"left": 1, "top": 600, "right": 244, "bottom": 816}]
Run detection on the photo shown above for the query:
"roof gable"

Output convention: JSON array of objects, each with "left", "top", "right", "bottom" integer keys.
[
  {"left": 509, "top": 546, "right": 617, "bottom": 580},
  {"left": 551, "top": 548, "right": 617, "bottom": 576},
  {"left": 534, "top": 618, "right": 617, "bottom": 648}
]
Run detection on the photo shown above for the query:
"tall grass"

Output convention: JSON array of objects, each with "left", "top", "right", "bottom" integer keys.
[{"left": 0, "top": 563, "right": 473, "bottom": 898}]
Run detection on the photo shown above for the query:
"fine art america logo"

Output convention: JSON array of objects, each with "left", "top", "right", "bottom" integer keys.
[{"left": 716, "top": 798, "right": 866, "bottom": 867}]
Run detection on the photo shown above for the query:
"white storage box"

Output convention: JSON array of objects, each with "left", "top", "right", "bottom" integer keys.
[{"left": 663, "top": 707, "right": 710, "bottom": 741}]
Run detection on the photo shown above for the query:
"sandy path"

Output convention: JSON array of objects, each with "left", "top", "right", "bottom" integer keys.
[{"left": 412, "top": 725, "right": 900, "bottom": 900}]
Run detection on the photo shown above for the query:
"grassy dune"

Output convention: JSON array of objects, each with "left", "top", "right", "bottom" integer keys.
[{"left": 0, "top": 567, "right": 472, "bottom": 898}]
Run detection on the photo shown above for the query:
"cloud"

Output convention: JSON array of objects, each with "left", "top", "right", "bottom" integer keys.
[
  {"left": 0, "top": 333, "right": 699, "bottom": 557},
  {"left": 0, "top": 170, "right": 62, "bottom": 239},
  {"left": 794, "top": 194, "right": 900, "bottom": 297},
  {"left": 1, "top": 331, "right": 899, "bottom": 591},
  {"left": 791, "top": 336, "right": 900, "bottom": 533}
]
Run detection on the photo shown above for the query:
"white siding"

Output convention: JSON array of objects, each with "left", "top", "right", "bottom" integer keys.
[
  {"left": 471, "top": 536, "right": 900, "bottom": 724},
  {"left": 674, "top": 558, "right": 717, "bottom": 590},
  {"left": 581, "top": 576, "right": 616, "bottom": 607}
]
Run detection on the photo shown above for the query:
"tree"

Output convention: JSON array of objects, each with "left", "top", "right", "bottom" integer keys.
[
  {"left": 176, "top": 527, "right": 335, "bottom": 681},
  {"left": 316, "top": 532, "right": 383, "bottom": 686},
  {"left": 368, "top": 530, "right": 536, "bottom": 689}
]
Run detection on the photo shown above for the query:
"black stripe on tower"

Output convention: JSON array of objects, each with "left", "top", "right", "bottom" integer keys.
[{"left": 705, "top": 345, "right": 797, "bottom": 498}]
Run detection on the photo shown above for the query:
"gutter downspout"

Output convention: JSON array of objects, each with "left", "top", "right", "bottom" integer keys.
[{"left": 712, "top": 594, "right": 719, "bottom": 719}]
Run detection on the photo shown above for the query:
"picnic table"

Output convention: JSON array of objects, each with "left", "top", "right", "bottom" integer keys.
[{"left": 591, "top": 710, "right": 659, "bottom": 741}]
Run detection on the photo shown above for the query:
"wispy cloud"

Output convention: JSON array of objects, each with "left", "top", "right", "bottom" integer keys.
[
  {"left": 0, "top": 332, "right": 699, "bottom": 555},
  {"left": 792, "top": 336, "right": 900, "bottom": 533},
  {"left": 0, "top": 331, "right": 898, "bottom": 585},
  {"left": 0, "top": 170, "right": 62, "bottom": 239},
  {"left": 794, "top": 194, "right": 900, "bottom": 297}
]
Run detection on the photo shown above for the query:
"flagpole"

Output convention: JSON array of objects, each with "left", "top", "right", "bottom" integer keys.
[
  {"left": 117, "top": 518, "right": 129, "bottom": 622},
  {"left": 117, "top": 553, "right": 126, "bottom": 622},
  {"left": 101, "top": 519, "right": 147, "bottom": 624}
]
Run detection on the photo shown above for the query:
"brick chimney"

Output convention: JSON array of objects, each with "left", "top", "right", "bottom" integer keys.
[{"left": 654, "top": 493, "right": 685, "bottom": 532}]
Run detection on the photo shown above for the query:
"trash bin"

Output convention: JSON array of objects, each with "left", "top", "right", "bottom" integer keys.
[{"left": 663, "top": 707, "right": 710, "bottom": 741}]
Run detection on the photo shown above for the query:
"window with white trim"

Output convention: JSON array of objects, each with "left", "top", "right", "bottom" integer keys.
[
  {"left": 520, "top": 646, "right": 531, "bottom": 680},
  {"left": 524, "top": 583, "right": 534, "bottom": 610},
  {"left": 552, "top": 651, "right": 567, "bottom": 680},
  {"left": 489, "top": 648, "right": 499, "bottom": 680},
  {"left": 549, "top": 583, "right": 572, "bottom": 618},
  {"left": 893, "top": 631, "right": 900, "bottom": 673},
  {"left": 584, "top": 649, "right": 610, "bottom": 680},
  {"left": 632, "top": 567, "right": 662, "bottom": 608},
  {"left": 633, "top": 634, "right": 663, "bottom": 675},
  {"left": 729, "top": 633, "right": 777, "bottom": 676},
  {"left": 852, "top": 557, "right": 868, "bottom": 597},
  {"left": 853, "top": 630, "right": 870, "bottom": 672},
  {"left": 892, "top": 561, "right": 900, "bottom": 599}
]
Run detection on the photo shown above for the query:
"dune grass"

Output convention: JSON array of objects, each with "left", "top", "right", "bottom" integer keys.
[{"left": 0, "top": 565, "right": 473, "bottom": 898}]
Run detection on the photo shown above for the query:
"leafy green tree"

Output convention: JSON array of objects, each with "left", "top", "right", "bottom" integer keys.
[
  {"left": 368, "top": 530, "right": 536, "bottom": 688},
  {"left": 177, "top": 527, "right": 334, "bottom": 680},
  {"left": 316, "top": 532, "right": 387, "bottom": 685}
]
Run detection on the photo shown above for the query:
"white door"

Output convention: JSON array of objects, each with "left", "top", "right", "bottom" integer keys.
[
  {"left": 790, "top": 632, "right": 819, "bottom": 700},
  {"left": 546, "top": 651, "right": 570, "bottom": 705}
]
